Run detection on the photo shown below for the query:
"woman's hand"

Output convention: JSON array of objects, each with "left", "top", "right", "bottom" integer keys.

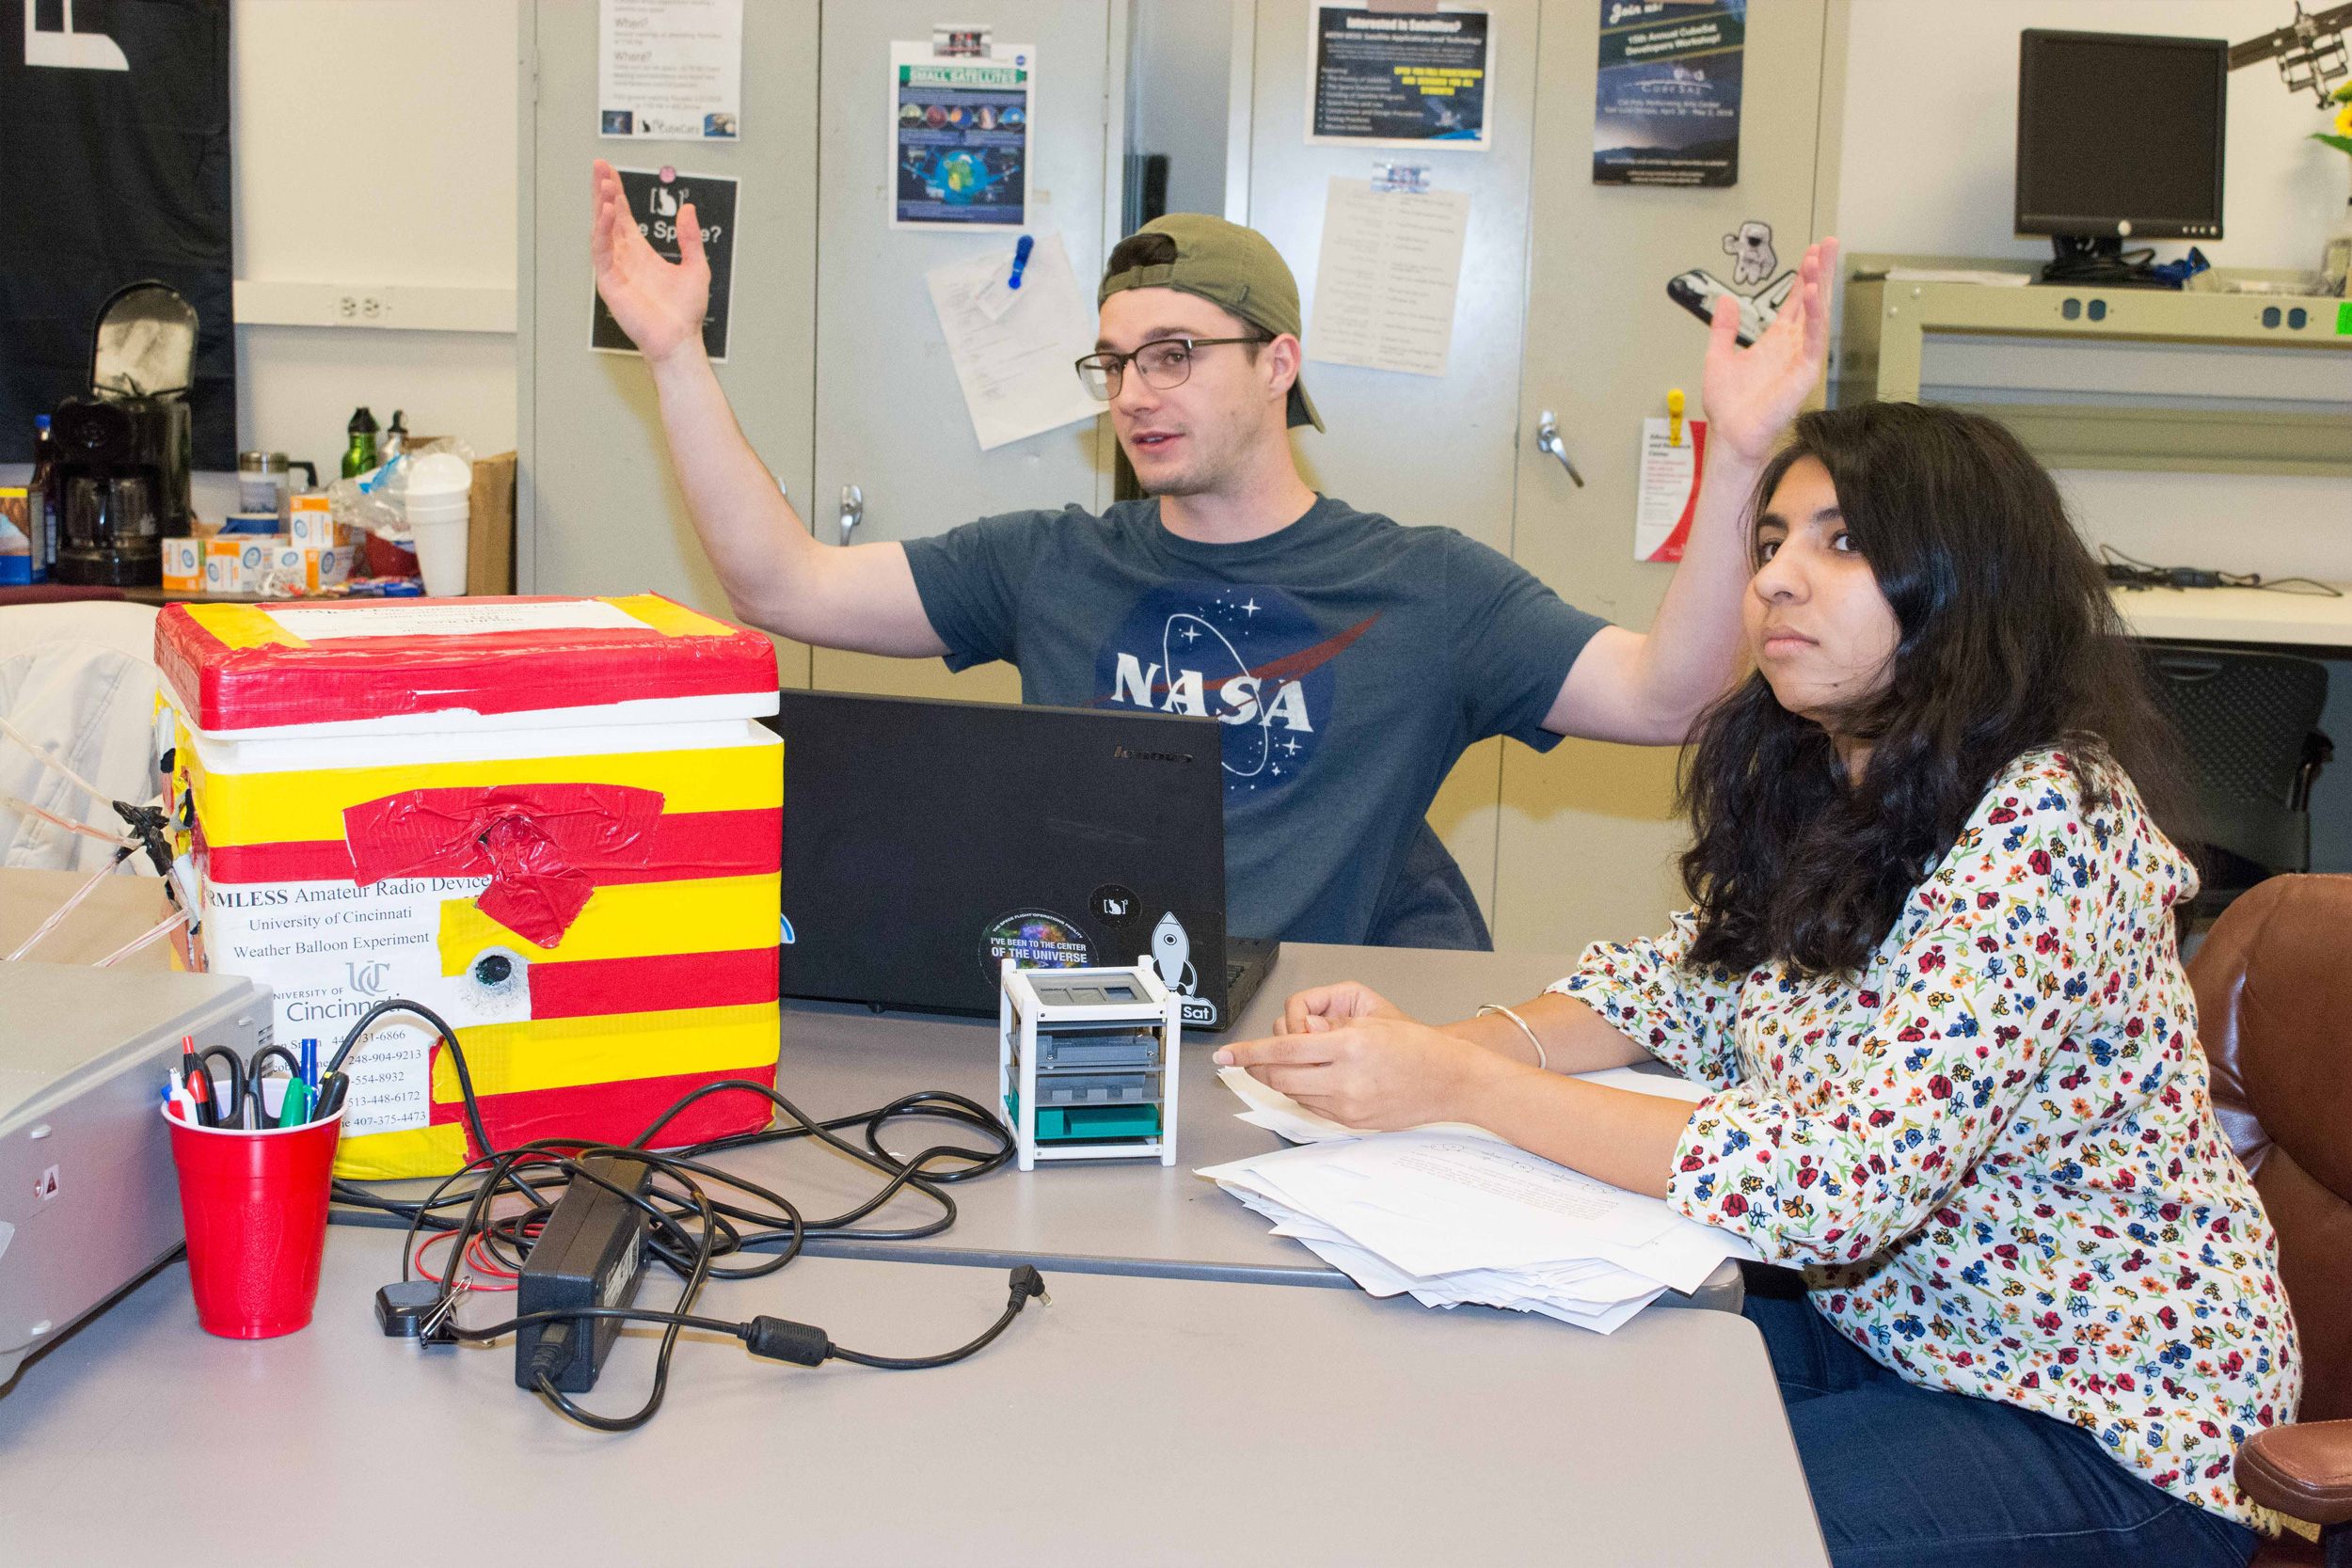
[
  {"left": 589, "top": 159, "right": 711, "bottom": 368},
  {"left": 1275, "top": 980, "right": 1409, "bottom": 1036},
  {"left": 1215, "top": 1016, "right": 1530, "bottom": 1131},
  {"left": 1701, "top": 235, "right": 1839, "bottom": 467}
]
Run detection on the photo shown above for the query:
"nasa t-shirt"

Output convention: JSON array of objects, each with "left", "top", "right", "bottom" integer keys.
[{"left": 902, "top": 496, "right": 1609, "bottom": 946}]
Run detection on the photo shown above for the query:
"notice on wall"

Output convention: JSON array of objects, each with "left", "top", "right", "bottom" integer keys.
[
  {"left": 1308, "top": 5, "right": 1491, "bottom": 150},
  {"left": 1307, "top": 177, "right": 1472, "bottom": 378},
  {"left": 1635, "top": 416, "right": 1706, "bottom": 562},
  {"left": 590, "top": 168, "right": 738, "bottom": 362},
  {"left": 925, "top": 233, "right": 1103, "bottom": 451},
  {"left": 1593, "top": 1, "right": 1743, "bottom": 186},
  {"left": 893, "top": 40, "right": 1033, "bottom": 229},
  {"left": 598, "top": 0, "right": 742, "bottom": 141}
]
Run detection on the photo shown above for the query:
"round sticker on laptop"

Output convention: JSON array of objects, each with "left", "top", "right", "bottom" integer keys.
[{"left": 979, "top": 910, "right": 1096, "bottom": 980}]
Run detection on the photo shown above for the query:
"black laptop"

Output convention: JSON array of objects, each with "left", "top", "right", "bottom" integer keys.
[{"left": 774, "top": 689, "right": 1278, "bottom": 1030}]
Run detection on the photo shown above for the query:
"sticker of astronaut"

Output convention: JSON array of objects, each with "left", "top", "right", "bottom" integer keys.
[{"left": 1664, "top": 218, "right": 1795, "bottom": 346}]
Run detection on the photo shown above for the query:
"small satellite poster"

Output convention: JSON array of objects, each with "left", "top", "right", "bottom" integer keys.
[
  {"left": 891, "top": 40, "right": 1032, "bottom": 228},
  {"left": 1593, "top": 1, "right": 1744, "bottom": 186},
  {"left": 1307, "top": 5, "right": 1492, "bottom": 150}
]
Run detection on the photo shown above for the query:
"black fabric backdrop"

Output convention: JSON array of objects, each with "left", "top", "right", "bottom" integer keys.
[{"left": 1, "top": 0, "right": 233, "bottom": 467}]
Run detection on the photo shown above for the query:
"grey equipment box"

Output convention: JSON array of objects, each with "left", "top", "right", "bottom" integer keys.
[{"left": 0, "top": 962, "right": 272, "bottom": 1386}]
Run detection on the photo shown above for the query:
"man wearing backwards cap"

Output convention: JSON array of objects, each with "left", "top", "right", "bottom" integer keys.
[{"left": 589, "top": 160, "right": 1836, "bottom": 949}]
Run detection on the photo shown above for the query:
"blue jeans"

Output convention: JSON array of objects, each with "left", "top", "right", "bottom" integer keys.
[{"left": 1742, "top": 1289, "right": 2261, "bottom": 1568}]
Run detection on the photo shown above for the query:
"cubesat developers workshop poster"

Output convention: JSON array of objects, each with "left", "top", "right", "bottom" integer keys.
[
  {"left": 1593, "top": 1, "right": 1744, "bottom": 186},
  {"left": 1308, "top": 6, "right": 1491, "bottom": 150}
]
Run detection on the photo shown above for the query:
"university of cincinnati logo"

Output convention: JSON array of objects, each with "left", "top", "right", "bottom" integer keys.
[{"left": 1092, "top": 583, "right": 1378, "bottom": 799}]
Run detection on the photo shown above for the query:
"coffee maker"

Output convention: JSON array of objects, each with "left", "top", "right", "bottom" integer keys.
[{"left": 49, "top": 280, "right": 199, "bottom": 587}]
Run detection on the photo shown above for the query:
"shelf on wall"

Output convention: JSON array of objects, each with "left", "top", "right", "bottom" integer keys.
[{"left": 1834, "top": 254, "right": 2352, "bottom": 477}]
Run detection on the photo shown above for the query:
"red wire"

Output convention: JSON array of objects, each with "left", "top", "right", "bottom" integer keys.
[
  {"left": 402, "top": 1151, "right": 580, "bottom": 1293},
  {"left": 412, "top": 1215, "right": 539, "bottom": 1292}
]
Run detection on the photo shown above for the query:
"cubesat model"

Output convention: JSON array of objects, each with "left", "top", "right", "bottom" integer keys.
[{"left": 997, "top": 960, "right": 1180, "bottom": 1171}]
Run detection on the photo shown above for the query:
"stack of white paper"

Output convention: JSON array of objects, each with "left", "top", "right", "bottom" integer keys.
[{"left": 1200, "top": 1068, "right": 1756, "bottom": 1333}]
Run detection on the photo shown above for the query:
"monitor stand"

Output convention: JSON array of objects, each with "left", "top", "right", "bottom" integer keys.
[{"left": 2035, "top": 235, "right": 2169, "bottom": 289}]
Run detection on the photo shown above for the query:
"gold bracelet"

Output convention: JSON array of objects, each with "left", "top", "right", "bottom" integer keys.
[{"left": 1477, "top": 1004, "right": 1549, "bottom": 1072}]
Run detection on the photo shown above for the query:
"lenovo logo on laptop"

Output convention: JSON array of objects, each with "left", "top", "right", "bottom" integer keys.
[{"left": 1112, "top": 745, "right": 1194, "bottom": 764}]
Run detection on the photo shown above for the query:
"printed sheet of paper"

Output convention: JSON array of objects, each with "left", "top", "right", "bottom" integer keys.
[
  {"left": 598, "top": 0, "right": 742, "bottom": 141},
  {"left": 925, "top": 233, "right": 1103, "bottom": 451},
  {"left": 263, "top": 600, "right": 648, "bottom": 642},
  {"left": 1307, "top": 177, "right": 1472, "bottom": 377},
  {"left": 1635, "top": 416, "right": 1706, "bottom": 562}
]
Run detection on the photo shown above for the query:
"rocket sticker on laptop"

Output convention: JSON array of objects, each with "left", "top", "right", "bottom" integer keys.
[
  {"left": 1151, "top": 911, "right": 1198, "bottom": 995},
  {"left": 1152, "top": 911, "right": 1222, "bottom": 1028}
]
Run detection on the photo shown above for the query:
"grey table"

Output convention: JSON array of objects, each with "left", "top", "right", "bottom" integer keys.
[
  {"left": 0, "top": 1227, "right": 1827, "bottom": 1567},
  {"left": 329, "top": 941, "right": 1741, "bottom": 1303},
  {"left": 758, "top": 941, "right": 1737, "bottom": 1305}
]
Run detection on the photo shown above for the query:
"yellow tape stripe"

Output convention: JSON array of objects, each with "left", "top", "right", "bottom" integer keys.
[
  {"left": 429, "top": 1002, "right": 779, "bottom": 1099},
  {"left": 185, "top": 603, "right": 309, "bottom": 650},
  {"left": 435, "top": 874, "right": 780, "bottom": 964},
  {"left": 188, "top": 742, "right": 780, "bottom": 845},
  {"left": 604, "top": 594, "right": 742, "bottom": 640},
  {"left": 334, "top": 1122, "right": 468, "bottom": 1181}
]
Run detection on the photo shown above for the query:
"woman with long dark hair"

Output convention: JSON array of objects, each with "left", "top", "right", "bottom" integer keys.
[{"left": 1218, "top": 401, "right": 2298, "bottom": 1567}]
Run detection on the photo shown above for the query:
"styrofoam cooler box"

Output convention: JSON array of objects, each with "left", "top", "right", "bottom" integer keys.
[{"left": 156, "top": 594, "right": 785, "bottom": 1180}]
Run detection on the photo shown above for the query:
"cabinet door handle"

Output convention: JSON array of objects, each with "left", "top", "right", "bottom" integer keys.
[
  {"left": 1535, "top": 410, "right": 1585, "bottom": 488},
  {"left": 837, "top": 483, "right": 864, "bottom": 546}
]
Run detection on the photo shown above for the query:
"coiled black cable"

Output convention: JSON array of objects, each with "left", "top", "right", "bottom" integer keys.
[{"left": 328, "top": 1000, "right": 1032, "bottom": 1430}]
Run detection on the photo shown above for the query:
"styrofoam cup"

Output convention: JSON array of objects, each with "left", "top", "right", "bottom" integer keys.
[
  {"left": 410, "top": 507, "right": 470, "bottom": 595},
  {"left": 403, "top": 451, "right": 473, "bottom": 498}
]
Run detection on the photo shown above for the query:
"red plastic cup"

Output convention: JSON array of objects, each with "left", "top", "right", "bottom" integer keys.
[{"left": 162, "top": 1103, "right": 344, "bottom": 1338}]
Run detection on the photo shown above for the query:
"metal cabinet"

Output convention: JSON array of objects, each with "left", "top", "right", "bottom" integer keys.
[
  {"left": 517, "top": 0, "right": 820, "bottom": 687},
  {"left": 1228, "top": 0, "right": 1837, "bottom": 949},
  {"left": 518, "top": 2, "right": 1126, "bottom": 703},
  {"left": 1229, "top": 0, "right": 1546, "bottom": 928},
  {"left": 1492, "top": 0, "right": 1833, "bottom": 957}
]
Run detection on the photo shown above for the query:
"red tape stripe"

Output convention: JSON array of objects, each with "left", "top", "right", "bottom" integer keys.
[
  {"left": 427, "top": 1060, "right": 779, "bottom": 1155},
  {"left": 202, "top": 807, "right": 780, "bottom": 886},
  {"left": 528, "top": 948, "right": 778, "bottom": 1020}
]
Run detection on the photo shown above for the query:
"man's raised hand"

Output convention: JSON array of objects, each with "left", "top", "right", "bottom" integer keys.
[
  {"left": 1701, "top": 236, "right": 1840, "bottom": 467},
  {"left": 589, "top": 159, "right": 711, "bottom": 368}
]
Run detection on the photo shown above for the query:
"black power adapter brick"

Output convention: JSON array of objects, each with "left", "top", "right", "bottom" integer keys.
[{"left": 515, "top": 1153, "right": 656, "bottom": 1393}]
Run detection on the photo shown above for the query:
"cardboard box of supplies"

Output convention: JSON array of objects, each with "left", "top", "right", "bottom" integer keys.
[
  {"left": 156, "top": 594, "right": 785, "bottom": 1179},
  {"left": 162, "top": 536, "right": 202, "bottom": 592}
]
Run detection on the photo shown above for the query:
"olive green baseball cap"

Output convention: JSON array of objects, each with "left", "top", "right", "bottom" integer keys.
[{"left": 1098, "top": 214, "right": 1323, "bottom": 433}]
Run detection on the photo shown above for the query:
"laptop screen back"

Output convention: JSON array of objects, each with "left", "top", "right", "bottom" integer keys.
[{"left": 776, "top": 690, "right": 1229, "bottom": 1020}]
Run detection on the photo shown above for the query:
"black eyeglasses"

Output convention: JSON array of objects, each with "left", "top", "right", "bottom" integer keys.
[{"left": 1074, "top": 336, "right": 1270, "bottom": 400}]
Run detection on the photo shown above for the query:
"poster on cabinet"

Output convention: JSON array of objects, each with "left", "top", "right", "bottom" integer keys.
[{"left": 1307, "top": 5, "right": 1492, "bottom": 150}]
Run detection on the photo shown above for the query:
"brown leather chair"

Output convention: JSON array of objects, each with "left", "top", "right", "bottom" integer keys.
[{"left": 2189, "top": 875, "right": 2352, "bottom": 1566}]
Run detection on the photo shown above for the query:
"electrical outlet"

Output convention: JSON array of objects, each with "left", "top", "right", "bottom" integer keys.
[{"left": 334, "top": 292, "right": 390, "bottom": 324}]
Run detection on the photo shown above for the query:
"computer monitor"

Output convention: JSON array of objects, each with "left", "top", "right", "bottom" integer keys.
[{"left": 2015, "top": 29, "right": 2228, "bottom": 285}]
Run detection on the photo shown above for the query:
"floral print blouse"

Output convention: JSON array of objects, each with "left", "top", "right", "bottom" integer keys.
[{"left": 1558, "top": 748, "right": 2299, "bottom": 1532}]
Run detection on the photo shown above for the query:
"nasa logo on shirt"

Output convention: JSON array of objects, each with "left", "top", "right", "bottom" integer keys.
[{"left": 1091, "top": 582, "right": 1377, "bottom": 800}]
